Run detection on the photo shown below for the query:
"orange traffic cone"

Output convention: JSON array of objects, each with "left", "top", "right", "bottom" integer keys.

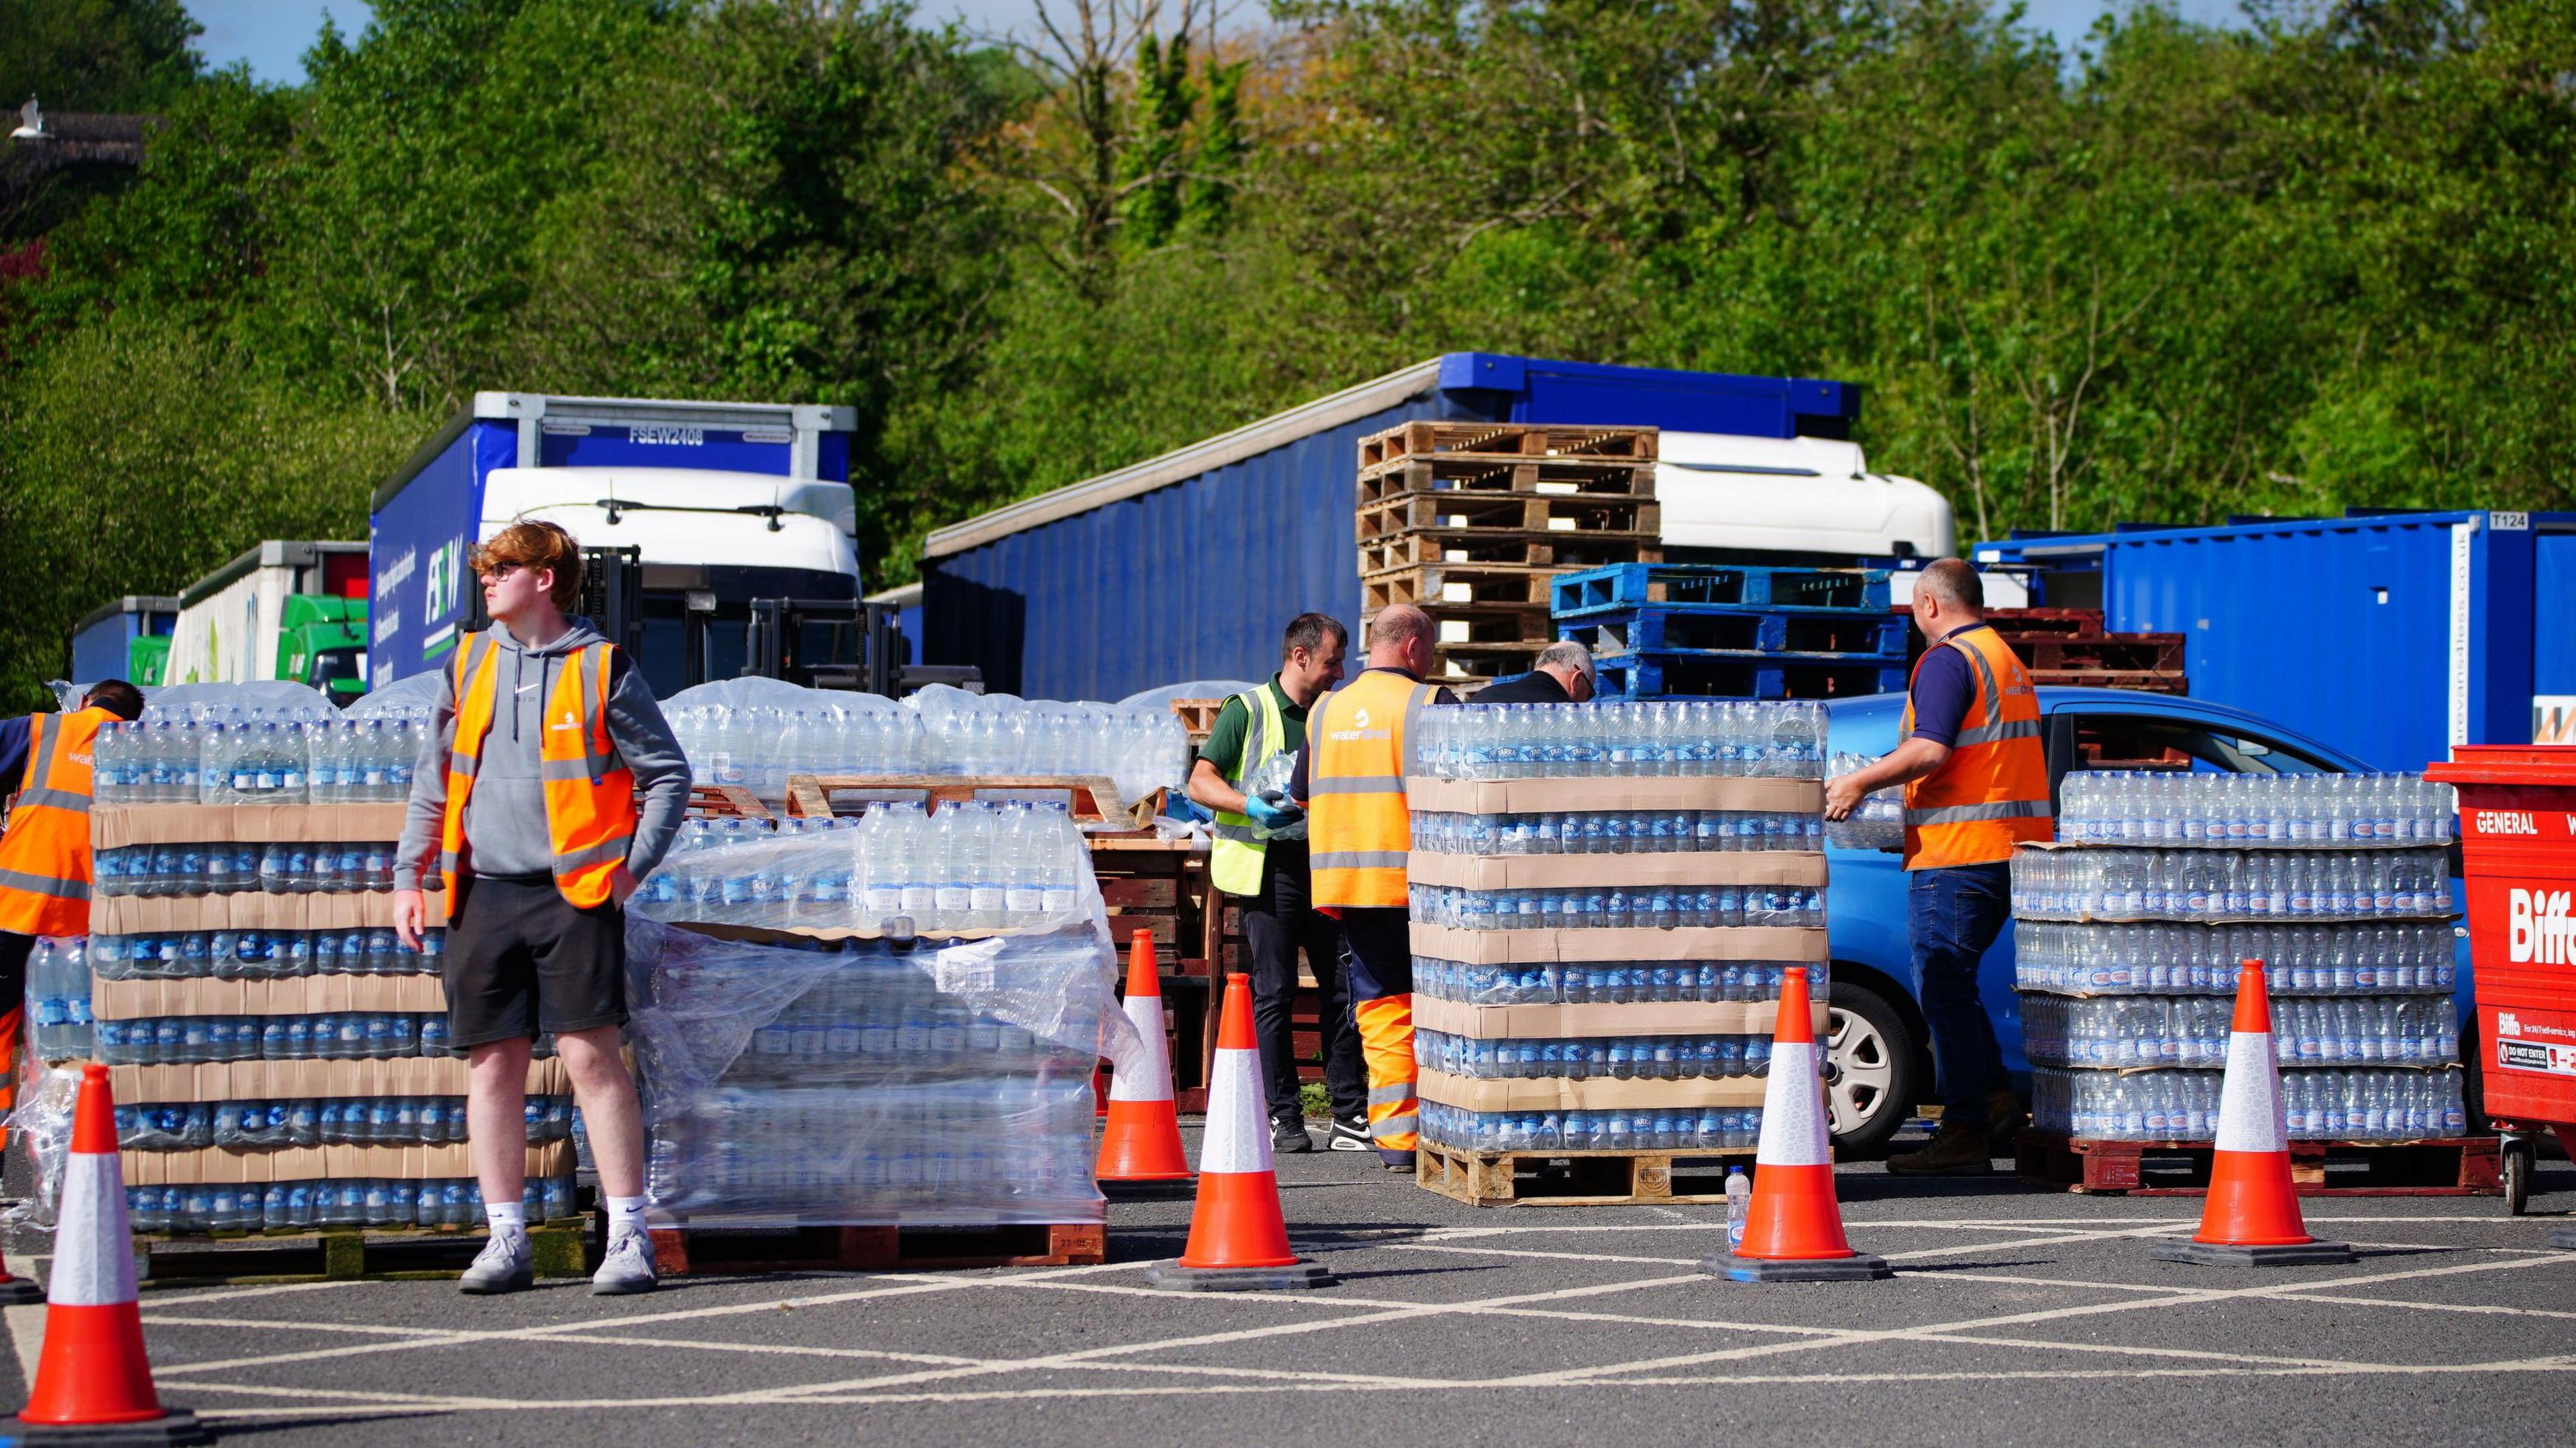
[
  {"left": 1098, "top": 929, "right": 1193, "bottom": 1183},
  {"left": 1702, "top": 966, "right": 1890, "bottom": 1282},
  {"left": 1, "top": 1064, "right": 207, "bottom": 1445},
  {"left": 2153, "top": 960, "right": 2355, "bottom": 1267},
  {"left": 1142, "top": 971, "right": 1336, "bottom": 1292}
]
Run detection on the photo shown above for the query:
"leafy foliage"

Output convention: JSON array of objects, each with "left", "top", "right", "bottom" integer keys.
[{"left": 1, "top": 0, "right": 2570, "bottom": 709}]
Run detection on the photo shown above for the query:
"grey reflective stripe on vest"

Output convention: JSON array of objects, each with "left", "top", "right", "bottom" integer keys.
[
  {"left": 1208, "top": 822, "right": 1262, "bottom": 842},
  {"left": 13, "top": 713, "right": 92, "bottom": 815},
  {"left": 1313, "top": 850, "right": 1409, "bottom": 871},
  {"left": 449, "top": 635, "right": 498, "bottom": 775},
  {"left": 1367, "top": 1082, "right": 1416, "bottom": 1106},
  {"left": 539, "top": 757, "right": 619, "bottom": 783},
  {"left": 1306, "top": 775, "right": 1405, "bottom": 795},
  {"left": 1950, "top": 635, "right": 2004, "bottom": 730},
  {"left": 0, "top": 867, "right": 89, "bottom": 901},
  {"left": 1238, "top": 690, "right": 1268, "bottom": 784},
  {"left": 1904, "top": 799, "right": 2053, "bottom": 826},
  {"left": 1952, "top": 718, "right": 2041, "bottom": 747},
  {"left": 569, "top": 643, "right": 625, "bottom": 783},
  {"left": 553, "top": 835, "right": 634, "bottom": 875},
  {"left": 1371, "top": 1114, "right": 1418, "bottom": 1139},
  {"left": 17, "top": 786, "right": 91, "bottom": 813}
]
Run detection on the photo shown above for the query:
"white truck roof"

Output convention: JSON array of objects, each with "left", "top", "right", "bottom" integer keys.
[
  {"left": 478, "top": 467, "right": 859, "bottom": 576},
  {"left": 1654, "top": 432, "right": 1954, "bottom": 559}
]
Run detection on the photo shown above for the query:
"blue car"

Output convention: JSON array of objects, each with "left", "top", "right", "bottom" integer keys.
[{"left": 1817, "top": 686, "right": 2474, "bottom": 1154}]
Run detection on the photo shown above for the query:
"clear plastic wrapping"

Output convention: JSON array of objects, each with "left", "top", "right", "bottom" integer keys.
[
  {"left": 1412, "top": 809, "right": 1821, "bottom": 854},
  {"left": 2030, "top": 1066, "right": 2467, "bottom": 1142},
  {"left": 2010, "top": 845, "right": 2453, "bottom": 921},
  {"left": 1415, "top": 955, "right": 1827, "bottom": 1007},
  {"left": 625, "top": 824, "right": 1137, "bottom": 1226},
  {"left": 2057, "top": 772, "right": 2454, "bottom": 847},
  {"left": 1423, "top": 1102, "right": 1767, "bottom": 1153},
  {"left": 1411, "top": 700, "right": 1827, "bottom": 781},
  {"left": 1409, "top": 882, "right": 1823, "bottom": 930},
  {"left": 1822, "top": 750, "right": 1904, "bottom": 851},
  {"left": 2021, "top": 994, "right": 2458, "bottom": 1070},
  {"left": 1418, "top": 1028, "right": 1773, "bottom": 1080},
  {"left": 2013, "top": 921, "right": 2456, "bottom": 995}
]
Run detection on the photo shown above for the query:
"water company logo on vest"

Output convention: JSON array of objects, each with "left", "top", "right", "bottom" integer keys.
[
  {"left": 2508, "top": 887, "right": 2576, "bottom": 963},
  {"left": 1352, "top": 708, "right": 1370, "bottom": 728}
]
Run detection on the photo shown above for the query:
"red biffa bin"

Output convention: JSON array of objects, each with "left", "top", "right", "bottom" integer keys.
[{"left": 2427, "top": 746, "right": 2576, "bottom": 1221}]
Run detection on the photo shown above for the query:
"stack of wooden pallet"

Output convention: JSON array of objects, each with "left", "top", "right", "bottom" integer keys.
[
  {"left": 1355, "top": 422, "right": 1660, "bottom": 691},
  {"left": 1901, "top": 606, "right": 2188, "bottom": 695}
]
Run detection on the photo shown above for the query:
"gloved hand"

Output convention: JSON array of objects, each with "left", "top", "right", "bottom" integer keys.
[{"left": 1244, "top": 793, "right": 1303, "bottom": 831}]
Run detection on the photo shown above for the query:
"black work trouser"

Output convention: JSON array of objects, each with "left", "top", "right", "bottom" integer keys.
[{"left": 1238, "top": 842, "right": 1366, "bottom": 1124}]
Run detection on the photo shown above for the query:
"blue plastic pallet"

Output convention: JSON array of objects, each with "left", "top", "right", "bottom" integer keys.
[
  {"left": 1594, "top": 653, "right": 1909, "bottom": 702},
  {"left": 1553, "top": 563, "right": 1891, "bottom": 617},
  {"left": 1559, "top": 607, "right": 1906, "bottom": 661}
]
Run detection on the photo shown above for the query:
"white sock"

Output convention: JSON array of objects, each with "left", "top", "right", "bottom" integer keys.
[
  {"left": 486, "top": 1201, "right": 527, "bottom": 1238},
  {"left": 607, "top": 1194, "right": 647, "bottom": 1239}
]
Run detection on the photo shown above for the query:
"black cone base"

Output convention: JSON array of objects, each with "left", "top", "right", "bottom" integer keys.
[
  {"left": 0, "top": 1276, "right": 46, "bottom": 1305},
  {"left": 2550, "top": 1229, "right": 2576, "bottom": 1251},
  {"left": 0, "top": 1408, "right": 210, "bottom": 1446},
  {"left": 1143, "top": 1259, "right": 1338, "bottom": 1292},
  {"left": 2152, "top": 1238, "right": 2357, "bottom": 1267},
  {"left": 1702, "top": 1252, "right": 1894, "bottom": 1282}
]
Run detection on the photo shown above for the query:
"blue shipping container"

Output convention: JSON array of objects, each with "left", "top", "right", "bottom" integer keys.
[
  {"left": 1976, "top": 510, "right": 2576, "bottom": 772},
  {"left": 68, "top": 596, "right": 178, "bottom": 685},
  {"left": 920, "top": 353, "right": 1859, "bottom": 700}
]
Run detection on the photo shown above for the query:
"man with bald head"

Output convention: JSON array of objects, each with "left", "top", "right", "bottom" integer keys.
[{"left": 1289, "top": 604, "right": 1456, "bottom": 1169}]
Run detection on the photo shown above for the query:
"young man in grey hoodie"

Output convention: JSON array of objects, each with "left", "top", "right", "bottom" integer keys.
[{"left": 392, "top": 521, "right": 693, "bottom": 1296}]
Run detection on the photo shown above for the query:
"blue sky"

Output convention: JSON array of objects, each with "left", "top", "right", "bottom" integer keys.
[{"left": 192, "top": 0, "right": 2249, "bottom": 85}]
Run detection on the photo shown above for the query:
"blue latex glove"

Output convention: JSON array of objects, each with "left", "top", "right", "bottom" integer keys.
[{"left": 1243, "top": 793, "right": 1302, "bottom": 831}]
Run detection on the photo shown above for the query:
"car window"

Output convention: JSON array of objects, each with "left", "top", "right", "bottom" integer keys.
[{"left": 2066, "top": 714, "right": 2337, "bottom": 777}]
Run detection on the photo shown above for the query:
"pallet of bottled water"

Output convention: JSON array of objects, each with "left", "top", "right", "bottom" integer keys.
[
  {"left": 122, "top": 1174, "right": 577, "bottom": 1236},
  {"left": 1401, "top": 700, "right": 1827, "bottom": 1164},
  {"left": 660, "top": 680, "right": 1189, "bottom": 807},
  {"left": 2014, "top": 922, "right": 2457, "bottom": 995},
  {"left": 2022, "top": 994, "right": 2459, "bottom": 1070},
  {"left": 2010, "top": 845, "right": 2454, "bottom": 922},
  {"left": 2057, "top": 772, "right": 2456, "bottom": 848},
  {"left": 625, "top": 820, "right": 1131, "bottom": 1226},
  {"left": 2030, "top": 1066, "right": 2469, "bottom": 1143}
]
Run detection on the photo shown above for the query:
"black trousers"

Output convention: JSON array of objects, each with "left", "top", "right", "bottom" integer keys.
[{"left": 1238, "top": 842, "right": 1366, "bottom": 1123}]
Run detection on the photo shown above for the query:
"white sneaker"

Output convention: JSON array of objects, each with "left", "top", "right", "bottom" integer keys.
[
  {"left": 591, "top": 1231, "right": 658, "bottom": 1296},
  {"left": 460, "top": 1231, "right": 534, "bottom": 1295}
]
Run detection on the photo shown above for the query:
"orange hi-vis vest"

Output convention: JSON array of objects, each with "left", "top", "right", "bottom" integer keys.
[
  {"left": 0, "top": 707, "right": 114, "bottom": 936},
  {"left": 1307, "top": 669, "right": 1438, "bottom": 909},
  {"left": 439, "top": 632, "right": 639, "bottom": 908},
  {"left": 1900, "top": 624, "right": 2053, "bottom": 871}
]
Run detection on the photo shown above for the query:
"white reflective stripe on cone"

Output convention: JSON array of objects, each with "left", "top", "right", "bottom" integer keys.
[
  {"left": 1198, "top": 1046, "right": 1274, "bottom": 1176},
  {"left": 52, "top": 1151, "right": 137, "bottom": 1307},
  {"left": 2213, "top": 1031, "right": 2289, "bottom": 1154},
  {"left": 1108, "top": 995, "right": 1175, "bottom": 1103},
  {"left": 1754, "top": 1040, "right": 1831, "bottom": 1168}
]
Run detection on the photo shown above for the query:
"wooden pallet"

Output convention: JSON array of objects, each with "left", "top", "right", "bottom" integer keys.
[
  {"left": 1899, "top": 605, "right": 2106, "bottom": 634},
  {"left": 1554, "top": 563, "right": 1890, "bottom": 616},
  {"left": 783, "top": 773, "right": 1163, "bottom": 828},
  {"left": 1169, "top": 698, "right": 1226, "bottom": 743},
  {"left": 688, "top": 784, "right": 773, "bottom": 820},
  {"left": 1358, "top": 492, "right": 1660, "bottom": 542},
  {"left": 649, "top": 1221, "right": 1106, "bottom": 1275},
  {"left": 2015, "top": 1129, "right": 2500, "bottom": 1196},
  {"left": 138, "top": 1217, "right": 590, "bottom": 1284},
  {"left": 1358, "top": 459, "right": 1659, "bottom": 506},
  {"left": 1430, "top": 641, "right": 1554, "bottom": 686},
  {"left": 1364, "top": 563, "right": 1562, "bottom": 612},
  {"left": 1358, "top": 421, "right": 1659, "bottom": 471},
  {"left": 2026, "top": 668, "right": 2190, "bottom": 695},
  {"left": 1416, "top": 1139, "right": 1753, "bottom": 1207},
  {"left": 1561, "top": 608, "right": 1908, "bottom": 661},
  {"left": 2008, "top": 634, "right": 2185, "bottom": 673},
  {"left": 1360, "top": 528, "right": 1661, "bottom": 575}
]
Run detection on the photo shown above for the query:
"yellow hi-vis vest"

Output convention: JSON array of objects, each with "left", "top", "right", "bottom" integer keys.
[
  {"left": 1208, "top": 685, "right": 1287, "bottom": 897},
  {"left": 0, "top": 707, "right": 113, "bottom": 936},
  {"left": 1900, "top": 624, "right": 2054, "bottom": 870},
  {"left": 437, "top": 632, "right": 640, "bottom": 907},
  {"left": 1308, "top": 669, "right": 1437, "bottom": 909}
]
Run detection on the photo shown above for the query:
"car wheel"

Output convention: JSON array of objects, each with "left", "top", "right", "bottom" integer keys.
[{"left": 1826, "top": 977, "right": 1919, "bottom": 1158}]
